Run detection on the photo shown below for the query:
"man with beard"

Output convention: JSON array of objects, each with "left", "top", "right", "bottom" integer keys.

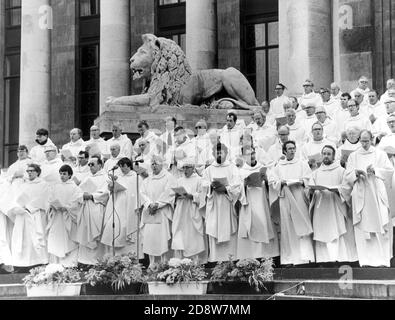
[
  {"left": 201, "top": 143, "right": 241, "bottom": 262},
  {"left": 140, "top": 155, "right": 177, "bottom": 267},
  {"left": 76, "top": 156, "right": 109, "bottom": 266},
  {"left": 30, "top": 128, "right": 57, "bottom": 165},
  {"left": 345, "top": 130, "right": 394, "bottom": 267},
  {"left": 309, "top": 146, "right": 358, "bottom": 264},
  {"left": 268, "top": 141, "right": 315, "bottom": 266},
  {"left": 237, "top": 146, "right": 279, "bottom": 260}
]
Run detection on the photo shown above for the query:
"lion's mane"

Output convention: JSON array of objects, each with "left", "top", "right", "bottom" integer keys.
[{"left": 146, "top": 37, "right": 193, "bottom": 106}]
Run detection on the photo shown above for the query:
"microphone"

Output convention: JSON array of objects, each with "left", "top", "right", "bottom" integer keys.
[
  {"left": 134, "top": 159, "right": 144, "bottom": 164},
  {"left": 110, "top": 165, "right": 119, "bottom": 171}
]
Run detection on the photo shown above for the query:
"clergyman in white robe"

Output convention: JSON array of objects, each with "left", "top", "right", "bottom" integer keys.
[
  {"left": 345, "top": 143, "right": 394, "bottom": 267},
  {"left": 238, "top": 158, "right": 279, "bottom": 260},
  {"left": 269, "top": 145, "right": 315, "bottom": 266}
]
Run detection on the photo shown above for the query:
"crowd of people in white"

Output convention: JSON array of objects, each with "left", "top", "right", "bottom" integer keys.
[{"left": 1, "top": 76, "right": 395, "bottom": 272}]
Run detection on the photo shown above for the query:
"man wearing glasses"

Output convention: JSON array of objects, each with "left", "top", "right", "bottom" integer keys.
[
  {"left": 298, "top": 80, "right": 322, "bottom": 109},
  {"left": 270, "top": 83, "right": 290, "bottom": 118},
  {"left": 320, "top": 88, "right": 339, "bottom": 119}
]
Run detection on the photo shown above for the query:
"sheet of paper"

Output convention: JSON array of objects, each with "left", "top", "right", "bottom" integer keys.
[
  {"left": 276, "top": 117, "right": 287, "bottom": 127},
  {"left": 171, "top": 186, "right": 188, "bottom": 195},
  {"left": 142, "top": 209, "right": 162, "bottom": 224},
  {"left": 286, "top": 179, "right": 302, "bottom": 187},
  {"left": 79, "top": 178, "right": 97, "bottom": 194},
  {"left": 308, "top": 185, "right": 339, "bottom": 192},
  {"left": 213, "top": 177, "right": 229, "bottom": 186}
]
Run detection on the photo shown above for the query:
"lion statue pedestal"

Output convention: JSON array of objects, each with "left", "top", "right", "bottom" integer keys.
[{"left": 95, "top": 104, "right": 253, "bottom": 138}]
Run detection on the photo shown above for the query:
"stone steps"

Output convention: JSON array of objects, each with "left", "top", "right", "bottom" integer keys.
[{"left": 1, "top": 268, "right": 395, "bottom": 299}]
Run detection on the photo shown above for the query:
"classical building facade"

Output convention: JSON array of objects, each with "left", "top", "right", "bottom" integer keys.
[{"left": 0, "top": 0, "right": 394, "bottom": 167}]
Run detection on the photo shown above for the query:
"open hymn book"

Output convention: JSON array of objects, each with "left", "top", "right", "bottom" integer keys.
[{"left": 171, "top": 186, "right": 188, "bottom": 195}]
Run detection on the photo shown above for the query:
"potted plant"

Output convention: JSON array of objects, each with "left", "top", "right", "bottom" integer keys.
[
  {"left": 209, "top": 257, "right": 275, "bottom": 294},
  {"left": 23, "top": 264, "right": 83, "bottom": 297},
  {"left": 147, "top": 258, "right": 208, "bottom": 295},
  {"left": 82, "top": 253, "right": 146, "bottom": 295}
]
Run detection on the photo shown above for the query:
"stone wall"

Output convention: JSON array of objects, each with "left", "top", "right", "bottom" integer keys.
[
  {"left": 217, "top": 0, "right": 241, "bottom": 70},
  {"left": 50, "top": 0, "right": 77, "bottom": 147},
  {"left": 333, "top": 0, "right": 374, "bottom": 93},
  {"left": 130, "top": 0, "right": 155, "bottom": 95}
]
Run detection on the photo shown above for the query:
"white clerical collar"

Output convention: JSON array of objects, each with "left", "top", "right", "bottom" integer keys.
[
  {"left": 91, "top": 170, "right": 105, "bottom": 177},
  {"left": 152, "top": 169, "right": 167, "bottom": 180},
  {"left": 311, "top": 139, "right": 325, "bottom": 145},
  {"left": 320, "top": 161, "right": 341, "bottom": 171},
  {"left": 279, "top": 158, "right": 298, "bottom": 165},
  {"left": 242, "top": 162, "right": 262, "bottom": 171},
  {"left": 69, "top": 138, "right": 84, "bottom": 146},
  {"left": 358, "top": 146, "right": 375, "bottom": 154},
  {"left": 213, "top": 160, "right": 231, "bottom": 168},
  {"left": 27, "top": 177, "right": 43, "bottom": 184}
]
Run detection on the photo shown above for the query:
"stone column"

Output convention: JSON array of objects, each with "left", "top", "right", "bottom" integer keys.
[
  {"left": 19, "top": 0, "right": 51, "bottom": 148},
  {"left": 333, "top": 0, "right": 374, "bottom": 93},
  {"left": 279, "top": 0, "right": 333, "bottom": 96},
  {"left": 100, "top": 0, "right": 130, "bottom": 113},
  {"left": 186, "top": 0, "right": 217, "bottom": 70},
  {"left": 0, "top": 1, "right": 5, "bottom": 165}
]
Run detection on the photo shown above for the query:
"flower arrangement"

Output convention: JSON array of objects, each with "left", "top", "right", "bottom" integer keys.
[
  {"left": 210, "top": 257, "right": 274, "bottom": 292},
  {"left": 84, "top": 253, "right": 145, "bottom": 291},
  {"left": 148, "top": 258, "right": 207, "bottom": 285},
  {"left": 23, "top": 264, "right": 81, "bottom": 288}
]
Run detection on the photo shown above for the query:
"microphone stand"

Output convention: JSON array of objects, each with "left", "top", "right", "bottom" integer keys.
[
  {"left": 133, "top": 159, "right": 142, "bottom": 263},
  {"left": 110, "top": 167, "right": 117, "bottom": 257}
]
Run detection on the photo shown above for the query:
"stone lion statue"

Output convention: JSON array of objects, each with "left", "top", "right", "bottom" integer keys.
[{"left": 106, "top": 34, "right": 260, "bottom": 110}]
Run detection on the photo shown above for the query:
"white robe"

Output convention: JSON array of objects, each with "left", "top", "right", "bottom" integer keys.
[
  {"left": 252, "top": 125, "right": 277, "bottom": 152},
  {"left": 30, "top": 138, "right": 57, "bottom": 165},
  {"left": 108, "top": 134, "right": 134, "bottom": 159},
  {"left": 140, "top": 169, "right": 176, "bottom": 262},
  {"left": 101, "top": 171, "right": 139, "bottom": 256},
  {"left": 268, "top": 158, "right": 315, "bottom": 265},
  {"left": 202, "top": 161, "right": 241, "bottom": 262},
  {"left": 41, "top": 158, "right": 64, "bottom": 186},
  {"left": 309, "top": 162, "right": 358, "bottom": 263},
  {"left": 172, "top": 174, "right": 207, "bottom": 262},
  {"left": 345, "top": 147, "right": 394, "bottom": 267},
  {"left": 62, "top": 139, "right": 86, "bottom": 159},
  {"left": 343, "top": 114, "right": 372, "bottom": 133},
  {"left": 9, "top": 178, "right": 49, "bottom": 267},
  {"left": 47, "top": 180, "right": 83, "bottom": 267},
  {"left": 77, "top": 171, "right": 109, "bottom": 265},
  {"left": 220, "top": 128, "right": 242, "bottom": 164},
  {"left": 270, "top": 95, "right": 290, "bottom": 117},
  {"left": 238, "top": 163, "right": 279, "bottom": 259}
]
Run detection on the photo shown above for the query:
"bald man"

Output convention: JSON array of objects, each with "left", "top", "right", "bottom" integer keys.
[
  {"left": 107, "top": 124, "right": 133, "bottom": 160},
  {"left": 86, "top": 126, "right": 108, "bottom": 158},
  {"left": 62, "top": 128, "right": 86, "bottom": 159}
]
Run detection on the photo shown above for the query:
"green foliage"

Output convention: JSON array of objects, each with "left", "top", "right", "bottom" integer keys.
[
  {"left": 23, "top": 264, "right": 81, "bottom": 288},
  {"left": 84, "top": 253, "right": 145, "bottom": 291},
  {"left": 210, "top": 257, "right": 274, "bottom": 292},
  {"left": 147, "top": 258, "right": 207, "bottom": 285}
]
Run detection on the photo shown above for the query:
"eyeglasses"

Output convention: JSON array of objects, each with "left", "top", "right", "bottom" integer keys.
[
  {"left": 26, "top": 170, "right": 36, "bottom": 173},
  {"left": 88, "top": 163, "right": 95, "bottom": 167},
  {"left": 348, "top": 104, "right": 357, "bottom": 107},
  {"left": 195, "top": 126, "right": 206, "bottom": 130}
]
